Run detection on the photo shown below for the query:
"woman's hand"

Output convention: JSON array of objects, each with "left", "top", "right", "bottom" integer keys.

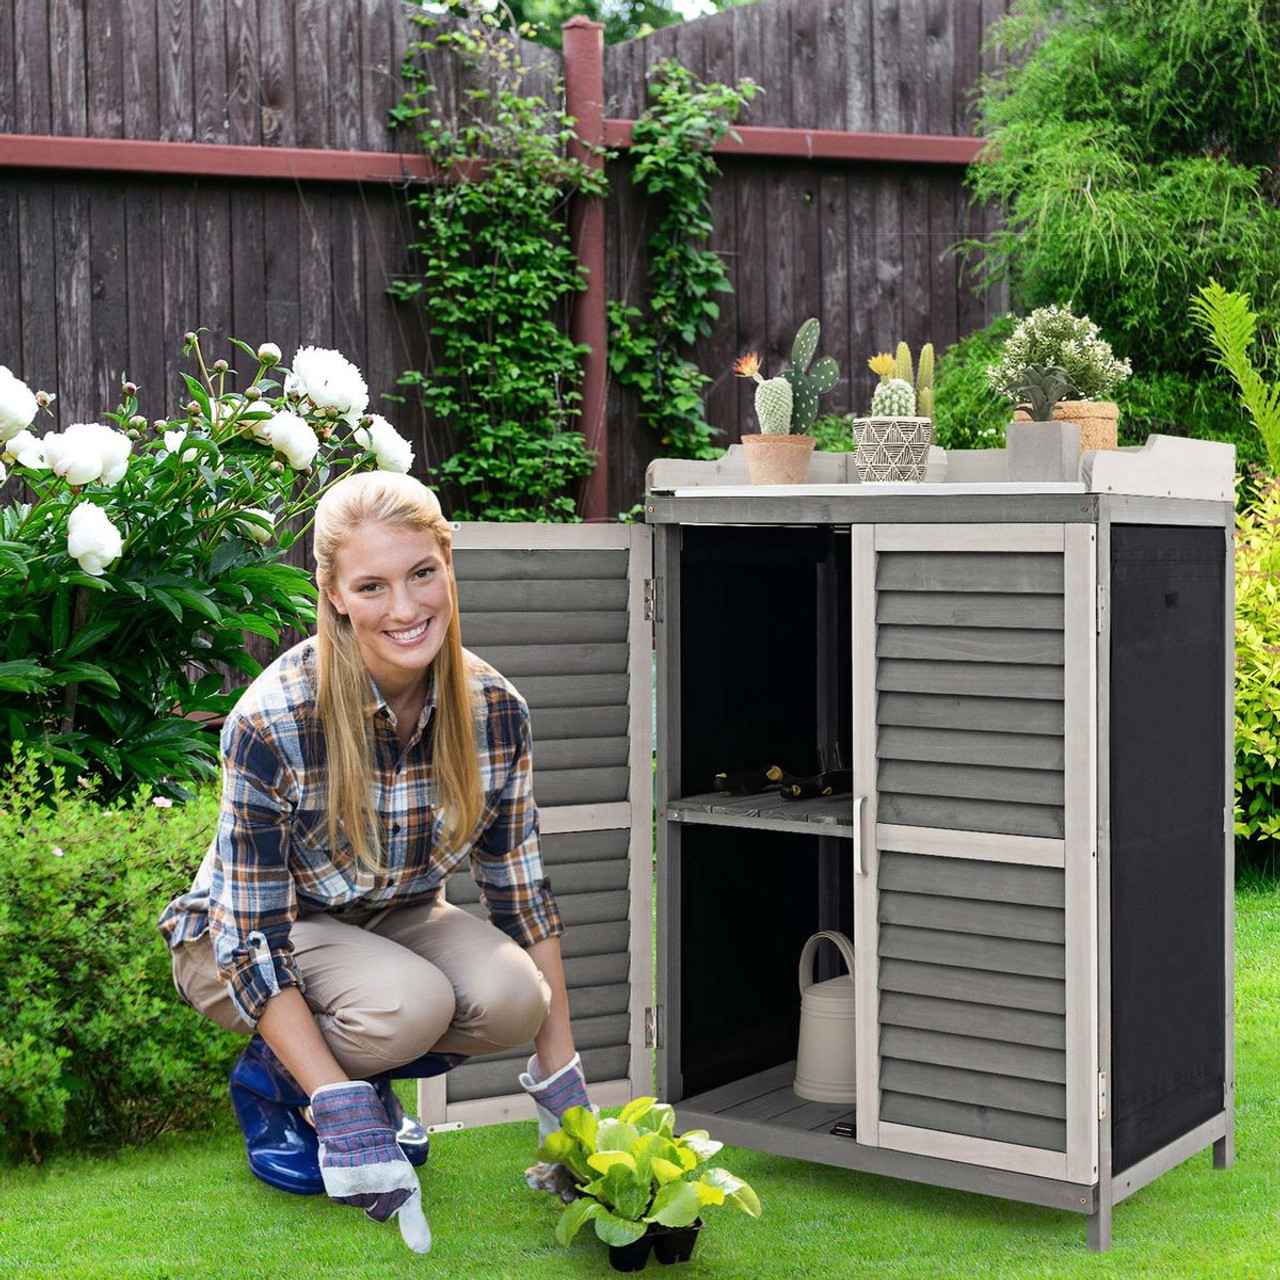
[
  {"left": 310, "top": 1081, "right": 433, "bottom": 1253},
  {"left": 519, "top": 1052, "right": 594, "bottom": 1202}
]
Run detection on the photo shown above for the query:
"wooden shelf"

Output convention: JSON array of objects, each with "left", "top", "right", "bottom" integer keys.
[
  {"left": 676, "top": 1061, "right": 855, "bottom": 1134},
  {"left": 665, "top": 790, "right": 855, "bottom": 838}
]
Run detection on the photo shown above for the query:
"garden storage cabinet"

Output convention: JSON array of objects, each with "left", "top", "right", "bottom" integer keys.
[{"left": 643, "top": 437, "right": 1235, "bottom": 1252}]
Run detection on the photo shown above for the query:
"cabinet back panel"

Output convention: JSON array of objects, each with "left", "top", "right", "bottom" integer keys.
[
  {"left": 1109, "top": 524, "right": 1226, "bottom": 1173},
  {"left": 677, "top": 826, "right": 837, "bottom": 1098}
]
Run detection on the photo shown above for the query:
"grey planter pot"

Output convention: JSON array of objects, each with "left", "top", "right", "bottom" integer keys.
[{"left": 1006, "top": 419, "right": 1082, "bottom": 482}]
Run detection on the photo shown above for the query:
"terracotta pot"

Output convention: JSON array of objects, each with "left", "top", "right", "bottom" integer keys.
[
  {"left": 1014, "top": 400, "right": 1118, "bottom": 451},
  {"left": 741, "top": 433, "right": 815, "bottom": 484}
]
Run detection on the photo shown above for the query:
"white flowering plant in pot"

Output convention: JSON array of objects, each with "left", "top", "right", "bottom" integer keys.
[{"left": 0, "top": 331, "right": 416, "bottom": 797}]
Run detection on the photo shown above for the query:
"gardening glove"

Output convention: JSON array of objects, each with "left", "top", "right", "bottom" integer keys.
[
  {"left": 310, "top": 1081, "right": 433, "bottom": 1254},
  {"left": 519, "top": 1052, "right": 594, "bottom": 1203}
]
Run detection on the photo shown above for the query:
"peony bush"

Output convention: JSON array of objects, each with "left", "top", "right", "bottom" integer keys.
[{"left": 0, "top": 331, "right": 416, "bottom": 797}]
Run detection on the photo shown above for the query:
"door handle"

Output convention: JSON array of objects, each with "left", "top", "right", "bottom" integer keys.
[{"left": 853, "top": 794, "right": 867, "bottom": 875}]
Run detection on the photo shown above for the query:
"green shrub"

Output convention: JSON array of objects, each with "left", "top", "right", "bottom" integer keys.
[
  {"left": 812, "top": 414, "right": 854, "bottom": 453},
  {"left": 931, "top": 317, "right": 1014, "bottom": 450},
  {"left": 1235, "top": 480, "right": 1280, "bottom": 877},
  {"left": 0, "top": 750, "right": 233, "bottom": 1161}
]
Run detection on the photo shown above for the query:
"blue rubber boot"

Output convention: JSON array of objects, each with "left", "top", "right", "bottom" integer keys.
[
  {"left": 372, "top": 1053, "right": 470, "bottom": 1169},
  {"left": 229, "top": 1037, "right": 325, "bottom": 1196}
]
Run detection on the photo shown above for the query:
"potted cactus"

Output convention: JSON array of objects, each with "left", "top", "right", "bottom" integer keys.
[
  {"left": 734, "top": 317, "right": 839, "bottom": 484},
  {"left": 850, "top": 341, "right": 935, "bottom": 482},
  {"left": 987, "top": 303, "right": 1132, "bottom": 451},
  {"left": 1005, "top": 364, "right": 1084, "bottom": 481}
]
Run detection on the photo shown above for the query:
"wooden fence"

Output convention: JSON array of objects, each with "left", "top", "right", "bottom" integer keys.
[{"left": 0, "top": 0, "right": 1009, "bottom": 519}]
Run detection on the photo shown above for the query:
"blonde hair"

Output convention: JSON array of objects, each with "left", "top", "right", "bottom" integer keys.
[{"left": 312, "top": 471, "right": 482, "bottom": 872}]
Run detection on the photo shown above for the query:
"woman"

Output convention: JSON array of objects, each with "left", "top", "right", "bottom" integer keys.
[{"left": 159, "top": 471, "right": 590, "bottom": 1253}]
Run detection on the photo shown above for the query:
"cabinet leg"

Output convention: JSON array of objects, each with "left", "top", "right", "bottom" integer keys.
[
  {"left": 1086, "top": 1200, "right": 1112, "bottom": 1253},
  {"left": 1213, "top": 1131, "right": 1234, "bottom": 1169}
]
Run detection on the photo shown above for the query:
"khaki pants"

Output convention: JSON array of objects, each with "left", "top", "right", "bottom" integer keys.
[{"left": 172, "top": 897, "right": 552, "bottom": 1078}]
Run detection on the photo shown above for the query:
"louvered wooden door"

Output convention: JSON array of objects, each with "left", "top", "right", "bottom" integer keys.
[{"left": 851, "top": 523, "right": 1099, "bottom": 1184}]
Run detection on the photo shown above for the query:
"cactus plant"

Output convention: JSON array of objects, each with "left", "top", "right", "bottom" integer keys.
[
  {"left": 916, "top": 343, "right": 935, "bottom": 419},
  {"left": 870, "top": 377, "right": 916, "bottom": 417},
  {"left": 779, "top": 318, "right": 840, "bottom": 433},
  {"left": 734, "top": 351, "right": 794, "bottom": 434},
  {"left": 894, "top": 341, "right": 914, "bottom": 388},
  {"left": 1013, "top": 364, "right": 1080, "bottom": 422}
]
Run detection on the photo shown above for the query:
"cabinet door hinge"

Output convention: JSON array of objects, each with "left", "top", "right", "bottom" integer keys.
[
  {"left": 1096, "top": 583, "right": 1108, "bottom": 634},
  {"left": 1098, "top": 1070, "right": 1108, "bottom": 1120},
  {"left": 643, "top": 578, "right": 664, "bottom": 623},
  {"left": 644, "top": 1005, "right": 662, "bottom": 1048}
]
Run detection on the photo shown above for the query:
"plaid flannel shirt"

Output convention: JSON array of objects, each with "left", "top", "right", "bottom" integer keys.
[{"left": 158, "top": 638, "right": 562, "bottom": 1027}]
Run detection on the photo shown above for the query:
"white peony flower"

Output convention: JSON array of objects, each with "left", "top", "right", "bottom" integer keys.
[
  {"left": 235, "top": 507, "right": 275, "bottom": 544},
  {"left": 163, "top": 428, "right": 200, "bottom": 462},
  {"left": 353, "top": 414, "right": 414, "bottom": 473},
  {"left": 41, "top": 422, "right": 132, "bottom": 486},
  {"left": 66, "top": 501, "right": 123, "bottom": 576},
  {"left": 289, "top": 346, "right": 368, "bottom": 424},
  {"left": 0, "top": 366, "right": 39, "bottom": 443},
  {"left": 257, "top": 342, "right": 282, "bottom": 365},
  {"left": 3, "top": 428, "right": 43, "bottom": 467},
  {"left": 266, "top": 411, "right": 319, "bottom": 469},
  {"left": 0, "top": 459, "right": 6, "bottom": 486}
]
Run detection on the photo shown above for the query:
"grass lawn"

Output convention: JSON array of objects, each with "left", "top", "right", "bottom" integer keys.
[{"left": 3, "top": 886, "right": 1277, "bottom": 1280}]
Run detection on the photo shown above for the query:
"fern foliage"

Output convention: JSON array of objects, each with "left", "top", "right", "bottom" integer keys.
[{"left": 1189, "top": 281, "right": 1280, "bottom": 474}]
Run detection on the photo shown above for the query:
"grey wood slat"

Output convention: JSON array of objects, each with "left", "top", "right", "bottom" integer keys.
[
  {"left": 563, "top": 952, "right": 630, "bottom": 988},
  {"left": 458, "top": 579, "right": 630, "bottom": 613},
  {"left": 565, "top": 982, "right": 632, "bottom": 1019},
  {"left": 877, "top": 692, "right": 1065, "bottom": 736},
  {"left": 878, "top": 851, "right": 1065, "bottom": 908},
  {"left": 511, "top": 674, "right": 629, "bottom": 709},
  {"left": 536, "top": 736, "right": 630, "bottom": 771},
  {"left": 878, "top": 659, "right": 1065, "bottom": 701},
  {"left": 723, "top": 1086, "right": 817, "bottom": 1123},
  {"left": 877, "top": 552, "right": 1065, "bottom": 594},
  {"left": 453, "top": 548, "right": 628, "bottom": 581},
  {"left": 881, "top": 1092, "right": 1066, "bottom": 1152},
  {"left": 541, "top": 827, "right": 631, "bottom": 863},
  {"left": 879, "top": 925, "right": 1065, "bottom": 980},
  {"left": 461, "top": 611, "right": 629, "bottom": 647},
  {"left": 467, "top": 643, "right": 629, "bottom": 679},
  {"left": 677, "top": 1062, "right": 800, "bottom": 1115},
  {"left": 536, "top": 767, "right": 629, "bottom": 808},
  {"left": 880, "top": 959, "right": 1066, "bottom": 1015},
  {"left": 880, "top": 1026, "right": 1067, "bottom": 1084},
  {"left": 877, "top": 591, "right": 1064, "bottom": 630},
  {"left": 881, "top": 1058, "right": 1067, "bottom": 1119},
  {"left": 879, "top": 890, "right": 1066, "bottom": 945},
  {"left": 878, "top": 625, "right": 1065, "bottom": 667},
  {"left": 879, "top": 760, "right": 1065, "bottom": 807},
  {"left": 456, "top": 1017, "right": 632, "bottom": 1069},
  {"left": 447, "top": 859, "right": 629, "bottom": 906},
  {"left": 879, "top": 992, "right": 1066, "bottom": 1051},
  {"left": 878, "top": 793, "right": 1065, "bottom": 839},
  {"left": 530, "top": 705, "right": 631, "bottom": 743},
  {"left": 449, "top": 1043, "right": 630, "bottom": 1101},
  {"left": 558, "top": 921, "right": 629, "bottom": 960},
  {"left": 878, "top": 726, "right": 1066, "bottom": 771}
]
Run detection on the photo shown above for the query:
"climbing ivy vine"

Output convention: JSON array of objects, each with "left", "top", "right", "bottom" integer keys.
[
  {"left": 389, "top": 1, "right": 605, "bottom": 521},
  {"left": 608, "top": 62, "right": 758, "bottom": 459}
]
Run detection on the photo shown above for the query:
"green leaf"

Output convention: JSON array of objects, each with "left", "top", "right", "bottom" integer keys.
[
  {"left": 697, "top": 1167, "right": 762, "bottom": 1217},
  {"left": 0, "top": 660, "right": 52, "bottom": 693},
  {"left": 592, "top": 1210, "right": 648, "bottom": 1247},
  {"left": 50, "top": 662, "right": 121, "bottom": 695},
  {"left": 647, "top": 1179, "right": 700, "bottom": 1227},
  {"left": 554, "top": 1196, "right": 604, "bottom": 1247},
  {"left": 64, "top": 617, "right": 122, "bottom": 659}
]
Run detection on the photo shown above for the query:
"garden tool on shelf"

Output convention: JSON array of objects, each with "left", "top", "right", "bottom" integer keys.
[{"left": 779, "top": 741, "right": 852, "bottom": 801}]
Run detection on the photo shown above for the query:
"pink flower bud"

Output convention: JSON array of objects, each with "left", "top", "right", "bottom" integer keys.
[
  {"left": 213, "top": 359, "right": 229, "bottom": 373},
  {"left": 186, "top": 401, "right": 200, "bottom": 415},
  {"left": 35, "top": 390, "right": 55, "bottom": 409},
  {"left": 122, "top": 380, "right": 138, "bottom": 396},
  {"left": 245, "top": 387, "right": 261, "bottom": 402},
  {"left": 129, "top": 415, "right": 147, "bottom": 430}
]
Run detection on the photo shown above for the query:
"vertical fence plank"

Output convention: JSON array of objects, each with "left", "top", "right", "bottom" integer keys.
[
  {"left": 159, "top": 0, "right": 194, "bottom": 141},
  {"left": 258, "top": 0, "right": 295, "bottom": 147},
  {"left": 766, "top": 167, "right": 798, "bottom": 369},
  {"left": 820, "top": 168, "right": 851, "bottom": 416},
  {"left": 123, "top": 0, "right": 160, "bottom": 138},
  {"left": 87, "top": 0, "right": 125, "bottom": 139},
  {"left": 902, "top": 170, "right": 930, "bottom": 352},
  {"left": 196, "top": 185, "right": 233, "bottom": 351},
  {"left": 730, "top": 0, "right": 764, "bottom": 126},
  {"left": 125, "top": 183, "right": 167, "bottom": 418},
  {"left": 816, "top": 0, "right": 847, "bottom": 133},
  {"left": 924, "top": 0, "right": 955, "bottom": 136},
  {"left": 160, "top": 183, "right": 199, "bottom": 408},
  {"left": 757, "top": 0, "right": 791, "bottom": 128},
  {"left": 702, "top": 164, "right": 740, "bottom": 445},
  {"left": 847, "top": 169, "right": 876, "bottom": 412},
  {"left": 264, "top": 190, "right": 301, "bottom": 356},
  {"left": 732, "top": 159, "right": 767, "bottom": 442},
  {"left": 927, "top": 171, "right": 960, "bottom": 355},
  {"left": 297, "top": 189, "right": 335, "bottom": 350},
  {"left": 229, "top": 187, "right": 267, "bottom": 353},
  {"left": 0, "top": 3, "right": 16, "bottom": 134},
  {"left": 898, "top": 0, "right": 926, "bottom": 134},
  {"left": 89, "top": 176, "right": 129, "bottom": 413},
  {"left": 331, "top": 1, "right": 364, "bottom": 150},
  {"left": 871, "top": 0, "right": 902, "bottom": 132},
  {"left": 49, "top": 0, "right": 88, "bottom": 136},
  {"left": 0, "top": 183, "right": 21, "bottom": 364},
  {"left": 844, "top": 0, "right": 873, "bottom": 131},
  {"left": 225, "top": 0, "right": 260, "bottom": 145},
  {"left": 54, "top": 183, "right": 93, "bottom": 419},
  {"left": 293, "top": 0, "right": 331, "bottom": 148},
  {"left": 789, "top": 0, "right": 819, "bottom": 128},
  {"left": 14, "top": 0, "right": 52, "bottom": 136},
  {"left": 871, "top": 177, "right": 903, "bottom": 353},
  {"left": 362, "top": 0, "right": 398, "bottom": 152},
  {"left": 193, "top": 0, "right": 226, "bottom": 142}
]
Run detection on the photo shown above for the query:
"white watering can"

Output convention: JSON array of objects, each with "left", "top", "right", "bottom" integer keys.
[{"left": 793, "top": 930, "right": 857, "bottom": 1104}]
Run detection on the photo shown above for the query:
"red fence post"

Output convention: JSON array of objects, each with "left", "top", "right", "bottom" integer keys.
[{"left": 562, "top": 16, "right": 609, "bottom": 523}]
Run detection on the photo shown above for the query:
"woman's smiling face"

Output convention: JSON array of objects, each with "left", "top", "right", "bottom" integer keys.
[{"left": 324, "top": 520, "right": 453, "bottom": 695}]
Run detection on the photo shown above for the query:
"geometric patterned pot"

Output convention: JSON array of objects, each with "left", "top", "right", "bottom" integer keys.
[{"left": 851, "top": 416, "right": 934, "bottom": 482}]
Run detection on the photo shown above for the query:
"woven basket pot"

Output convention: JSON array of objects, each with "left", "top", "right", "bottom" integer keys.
[
  {"left": 742, "top": 433, "right": 816, "bottom": 484},
  {"left": 1014, "top": 400, "right": 1119, "bottom": 452},
  {"left": 851, "top": 416, "right": 934, "bottom": 482}
]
